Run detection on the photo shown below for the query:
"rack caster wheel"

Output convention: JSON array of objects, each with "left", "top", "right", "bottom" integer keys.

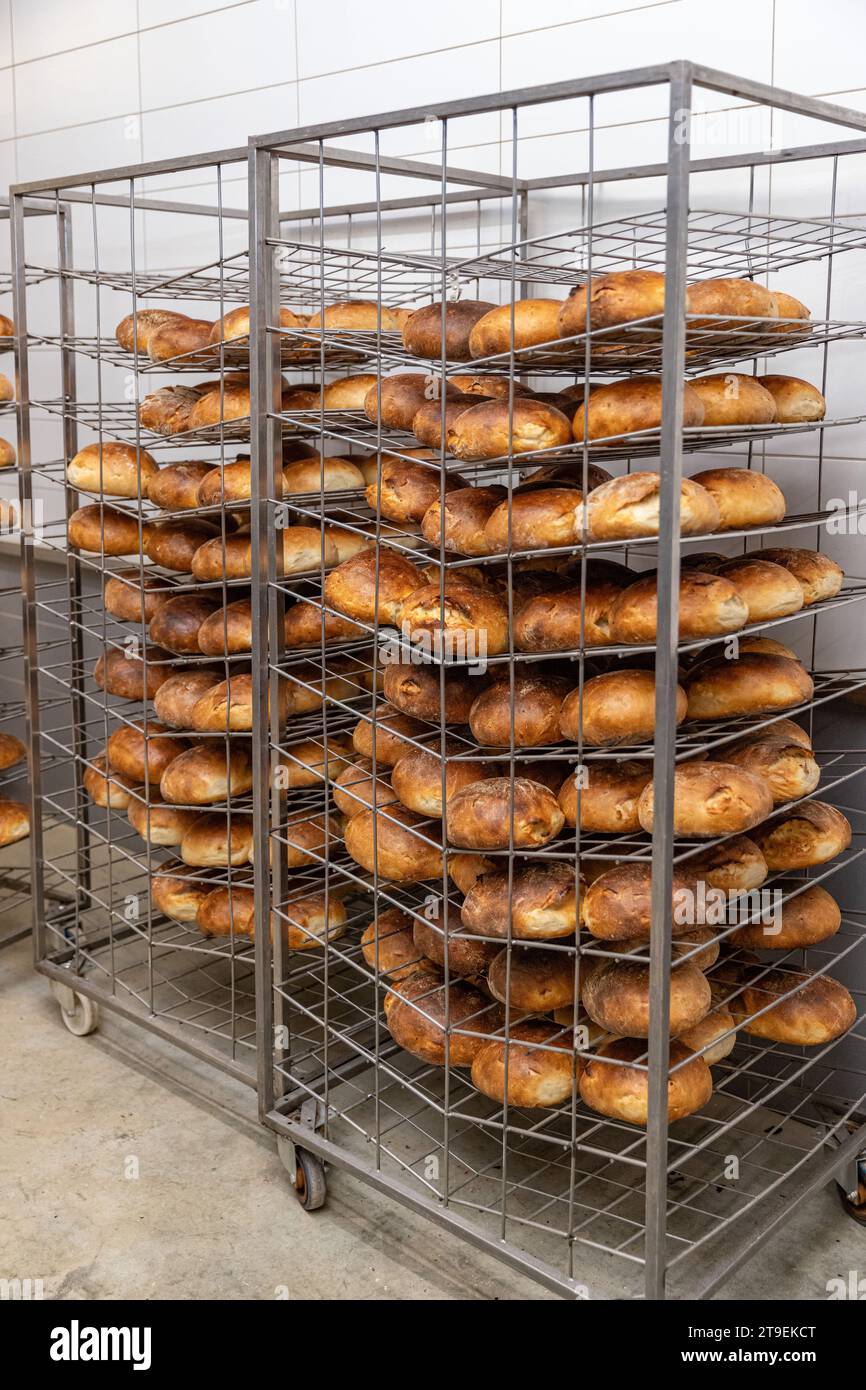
[
  {"left": 278, "top": 1135, "right": 327, "bottom": 1211},
  {"left": 293, "top": 1150, "right": 327, "bottom": 1211},
  {"left": 837, "top": 1169, "right": 866, "bottom": 1226},
  {"left": 50, "top": 980, "right": 99, "bottom": 1037}
]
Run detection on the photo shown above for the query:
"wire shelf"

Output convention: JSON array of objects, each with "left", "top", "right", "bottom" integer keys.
[{"left": 452, "top": 208, "right": 866, "bottom": 286}]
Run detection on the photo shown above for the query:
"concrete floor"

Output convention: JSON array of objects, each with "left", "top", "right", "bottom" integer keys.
[{"left": 1, "top": 934, "right": 863, "bottom": 1301}]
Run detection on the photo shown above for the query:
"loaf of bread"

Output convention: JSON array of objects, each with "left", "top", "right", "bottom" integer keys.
[
  {"left": 67, "top": 442, "right": 159, "bottom": 498},
  {"left": 561, "top": 669, "right": 687, "bottom": 746},
  {"left": 68, "top": 504, "right": 143, "bottom": 556},
  {"left": 756, "top": 374, "right": 826, "bottom": 422},
  {"left": 448, "top": 398, "right": 572, "bottom": 461},
  {"left": 609, "top": 570, "right": 748, "bottom": 643},
  {"left": 689, "top": 467, "right": 786, "bottom": 529},
  {"left": 685, "top": 652, "right": 813, "bottom": 720},
  {"left": 579, "top": 1038, "right": 712, "bottom": 1125},
  {"left": 148, "top": 460, "right": 214, "bottom": 511},
  {"left": 572, "top": 376, "right": 704, "bottom": 442},
  {"left": 386, "top": 969, "right": 495, "bottom": 1066},
  {"left": 714, "top": 558, "right": 803, "bottom": 622},
  {"left": 637, "top": 762, "right": 774, "bottom": 837},
  {"left": 469, "top": 299, "right": 563, "bottom": 357},
  {"left": 750, "top": 800, "right": 851, "bottom": 870},
  {"left": 747, "top": 547, "right": 843, "bottom": 605},
  {"left": 445, "top": 777, "right": 564, "bottom": 850},
  {"left": 585, "top": 471, "right": 720, "bottom": 540},
  {"left": 731, "top": 967, "right": 855, "bottom": 1044},
  {"left": 460, "top": 860, "right": 579, "bottom": 940},
  {"left": 483, "top": 487, "right": 585, "bottom": 552},
  {"left": 402, "top": 300, "right": 496, "bottom": 360},
  {"left": 344, "top": 805, "right": 444, "bottom": 882},
  {"left": 558, "top": 759, "right": 652, "bottom": 833},
  {"left": 471, "top": 1020, "right": 578, "bottom": 1109},
  {"left": 688, "top": 373, "right": 777, "bottom": 426}
]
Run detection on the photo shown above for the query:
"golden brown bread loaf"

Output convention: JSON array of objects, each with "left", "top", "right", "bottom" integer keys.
[
  {"left": 386, "top": 969, "right": 495, "bottom": 1066},
  {"left": 756, "top": 374, "right": 826, "bottom": 422},
  {"left": 488, "top": 946, "right": 576, "bottom": 1013},
  {"left": 281, "top": 598, "right": 365, "bottom": 649},
  {"left": 196, "top": 599, "right": 253, "bottom": 656},
  {"left": 0, "top": 798, "right": 28, "bottom": 846},
  {"left": 196, "top": 459, "right": 257, "bottom": 506},
  {"left": 0, "top": 732, "right": 26, "bottom": 772},
  {"left": 690, "top": 835, "right": 768, "bottom": 891},
  {"left": 93, "top": 646, "right": 172, "bottom": 701},
  {"left": 153, "top": 670, "right": 222, "bottom": 729},
  {"left": 736, "top": 636, "right": 800, "bottom": 660},
  {"left": 382, "top": 660, "right": 482, "bottom": 723},
  {"left": 562, "top": 669, "right": 686, "bottom": 746},
  {"left": 420, "top": 485, "right": 507, "bottom": 557},
  {"left": 768, "top": 291, "right": 810, "bottom": 329},
  {"left": 730, "top": 968, "right": 855, "bottom": 1044},
  {"left": 637, "top": 762, "right": 774, "bottom": 837},
  {"left": 719, "top": 734, "right": 820, "bottom": 804},
  {"left": 351, "top": 706, "right": 430, "bottom": 765},
  {"left": 471, "top": 1021, "right": 578, "bottom": 1109},
  {"left": 685, "top": 277, "right": 776, "bottom": 326},
  {"left": 729, "top": 883, "right": 841, "bottom": 950},
  {"left": 367, "top": 454, "right": 460, "bottom": 523},
  {"left": 364, "top": 374, "right": 444, "bottom": 430},
  {"left": 145, "top": 519, "right": 220, "bottom": 572},
  {"left": 558, "top": 270, "right": 666, "bottom": 338},
  {"left": 180, "top": 812, "right": 254, "bottom": 868},
  {"left": 322, "top": 374, "right": 379, "bottom": 410},
  {"left": 750, "top": 800, "right": 851, "bottom": 870},
  {"left": 282, "top": 455, "right": 365, "bottom": 494},
  {"left": 396, "top": 578, "right": 510, "bottom": 657},
  {"left": 585, "top": 471, "right": 720, "bottom": 540},
  {"left": 250, "top": 890, "right": 348, "bottom": 950},
  {"left": 609, "top": 571, "right": 748, "bottom": 643},
  {"left": 730, "top": 717, "right": 811, "bottom": 750},
  {"left": 482, "top": 487, "right": 585, "bottom": 552},
  {"left": 116, "top": 309, "right": 185, "bottom": 354},
  {"left": 160, "top": 742, "right": 253, "bottom": 805},
  {"left": 282, "top": 813, "right": 342, "bottom": 869},
  {"left": 67, "top": 442, "right": 159, "bottom": 498},
  {"left": 448, "top": 397, "right": 572, "bottom": 460},
  {"left": 688, "top": 373, "right": 777, "bottom": 426},
  {"left": 139, "top": 384, "right": 205, "bottom": 435},
  {"left": 460, "top": 860, "right": 579, "bottom": 940},
  {"left": 558, "top": 759, "right": 652, "bottom": 833},
  {"left": 413, "top": 917, "right": 497, "bottom": 977},
  {"left": 147, "top": 316, "right": 213, "bottom": 363},
  {"left": 411, "top": 394, "right": 485, "bottom": 450},
  {"left": 468, "top": 674, "right": 571, "bottom": 748},
  {"left": 689, "top": 467, "right": 786, "bottom": 529},
  {"left": 187, "top": 377, "right": 254, "bottom": 429},
  {"left": 147, "top": 460, "right": 214, "bottom": 511},
  {"left": 582, "top": 957, "right": 711, "bottom": 1038},
  {"left": 83, "top": 752, "right": 137, "bottom": 808},
  {"left": 68, "top": 504, "right": 143, "bottom": 556},
  {"left": 107, "top": 721, "right": 187, "bottom": 784},
  {"left": 579, "top": 1038, "right": 712, "bottom": 1125},
  {"left": 714, "top": 558, "right": 803, "bottom": 622},
  {"left": 189, "top": 675, "right": 256, "bottom": 733},
  {"left": 402, "top": 300, "right": 496, "bottom": 361},
  {"left": 148, "top": 594, "right": 219, "bottom": 655},
  {"left": 582, "top": 862, "right": 705, "bottom": 942},
  {"left": 277, "top": 735, "right": 353, "bottom": 790},
  {"left": 685, "top": 652, "right": 813, "bottom": 720},
  {"left": 390, "top": 741, "right": 491, "bottom": 818},
  {"left": 209, "top": 304, "right": 303, "bottom": 344},
  {"left": 151, "top": 863, "right": 216, "bottom": 922},
  {"left": 344, "top": 805, "right": 444, "bottom": 882},
  {"left": 677, "top": 1001, "right": 736, "bottom": 1066},
  {"left": 747, "top": 547, "right": 843, "bottom": 605},
  {"left": 103, "top": 570, "right": 167, "bottom": 624},
  {"left": 449, "top": 374, "right": 530, "bottom": 399},
  {"left": 191, "top": 525, "right": 335, "bottom": 582},
  {"left": 445, "top": 777, "right": 565, "bottom": 850},
  {"left": 307, "top": 300, "right": 407, "bottom": 332},
  {"left": 0, "top": 313, "right": 12, "bottom": 337},
  {"left": 332, "top": 758, "right": 397, "bottom": 819},
  {"left": 361, "top": 908, "right": 427, "bottom": 980},
  {"left": 513, "top": 578, "right": 625, "bottom": 651},
  {"left": 0, "top": 438, "right": 15, "bottom": 467},
  {"left": 573, "top": 376, "right": 704, "bottom": 442},
  {"left": 468, "top": 299, "right": 563, "bottom": 357},
  {"left": 127, "top": 797, "right": 198, "bottom": 846},
  {"left": 324, "top": 545, "right": 423, "bottom": 625}
]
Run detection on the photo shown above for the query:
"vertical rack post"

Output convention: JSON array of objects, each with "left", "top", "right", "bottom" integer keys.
[
  {"left": 644, "top": 60, "right": 693, "bottom": 1301},
  {"left": 250, "top": 142, "right": 281, "bottom": 1118}
]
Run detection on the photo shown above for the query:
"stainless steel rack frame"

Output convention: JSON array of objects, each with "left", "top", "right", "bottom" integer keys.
[{"left": 247, "top": 62, "right": 866, "bottom": 1301}]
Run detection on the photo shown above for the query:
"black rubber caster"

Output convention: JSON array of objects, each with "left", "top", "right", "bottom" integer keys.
[{"left": 293, "top": 1149, "right": 327, "bottom": 1211}]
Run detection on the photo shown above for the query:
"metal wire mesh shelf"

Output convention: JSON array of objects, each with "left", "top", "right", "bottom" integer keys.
[{"left": 452, "top": 208, "right": 866, "bottom": 286}]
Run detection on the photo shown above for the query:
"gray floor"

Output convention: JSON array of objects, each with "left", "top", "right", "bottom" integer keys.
[{"left": 1, "top": 934, "right": 862, "bottom": 1301}]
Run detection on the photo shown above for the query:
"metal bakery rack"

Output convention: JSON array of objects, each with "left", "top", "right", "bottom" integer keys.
[{"left": 11, "top": 61, "right": 866, "bottom": 1298}]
